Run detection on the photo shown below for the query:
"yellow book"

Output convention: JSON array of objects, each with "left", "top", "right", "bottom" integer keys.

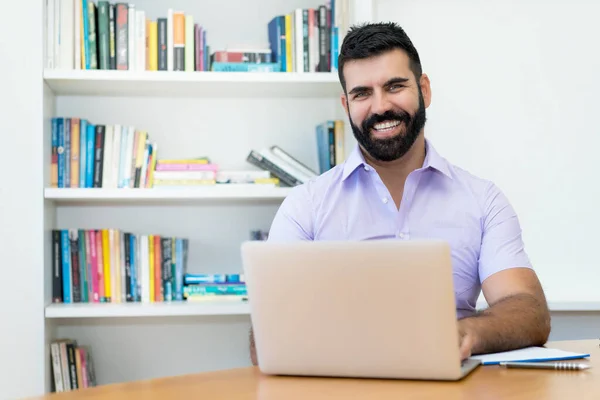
[
  {"left": 102, "top": 229, "right": 111, "bottom": 302},
  {"left": 147, "top": 143, "right": 158, "bottom": 188},
  {"left": 109, "top": 229, "right": 117, "bottom": 303},
  {"left": 149, "top": 235, "right": 155, "bottom": 302},
  {"left": 70, "top": 119, "right": 80, "bottom": 188},
  {"left": 114, "top": 230, "right": 121, "bottom": 303},
  {"left": 285, "top": 14, "right": 292, "bottom": 72},
  {"left": 148, "top": 21, "right": 158, "bottom": 70}
]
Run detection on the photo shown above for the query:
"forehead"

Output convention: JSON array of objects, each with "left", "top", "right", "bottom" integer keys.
[{"left": 343, "top": 49, "right": 413, "bottom": 89}]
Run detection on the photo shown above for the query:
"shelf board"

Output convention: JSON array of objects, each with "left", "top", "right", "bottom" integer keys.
[
  {"left": 45, "top": 301, "right": 250, "bottom": 318},
  {"left": 44, "top": 186, "right": 292, "bottom": 203},
  {"left": 43, "top": 69, "right": 343, "bottom": 98}
]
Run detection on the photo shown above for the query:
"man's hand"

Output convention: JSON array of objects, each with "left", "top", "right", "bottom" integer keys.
[
  {"left": 458, "top": 320, "right": 476, "bottom": 360},
  {"left": 249, "top": 327, "right": 258, "bottom": 366},
  {"left": 458, "top": 267, "right": 551, "bottom": 357}
]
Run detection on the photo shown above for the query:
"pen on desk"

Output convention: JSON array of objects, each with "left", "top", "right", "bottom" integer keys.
[{"left": 499, "top": 361, "right": 591, "bottom": 370}]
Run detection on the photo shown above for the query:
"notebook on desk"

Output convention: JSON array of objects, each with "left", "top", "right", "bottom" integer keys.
[{"left": 471, "top": 346, "right": 590, "bottom": 365}]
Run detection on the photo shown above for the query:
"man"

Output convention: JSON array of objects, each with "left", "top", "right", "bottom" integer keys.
[{"left": 249, "top": 22, "right": 550, "bottom": 365}]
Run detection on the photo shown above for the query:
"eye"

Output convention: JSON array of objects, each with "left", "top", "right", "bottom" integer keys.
[{"left": 389, "top": 84, "right": 404, "bottom": 91}]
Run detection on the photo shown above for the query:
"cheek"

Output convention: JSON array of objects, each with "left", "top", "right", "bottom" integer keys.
[
  {"left": 393, "top": 92, "right": 419, "bottom": 114},
  {"left": 349, "top": 101, "right": 370, "bottom": 125}
]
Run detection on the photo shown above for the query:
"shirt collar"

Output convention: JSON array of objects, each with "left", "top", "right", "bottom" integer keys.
[{"left": 341, "top": 139, "right": 453, "bottom": 181}]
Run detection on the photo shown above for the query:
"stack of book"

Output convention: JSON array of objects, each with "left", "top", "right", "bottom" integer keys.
[
  {"left": 183, "top": 273, "right": 247, "bottom": 302},
  {"left": 267, "top": 0, "right": 349, "bottom": 73},
  {"left": 152, "top": 158, "right": 280, "bottom": 188},
  {"left": 50, "top": 117, "right": 158, "bottom": 189},
  {"left": 316, "top": 119, "right": 346, "bottom": 173},
  {"left": 46, "top": 0, "right": 349, "bottom": 73},
  {"left": 246, "top": 145, "right": 318, "bottom": 187},
  {"left": 47, "top": 1, "right": 210, "bottom": 72},
  {"left": 50, "top": 339, "right": 96, "bottom": 392},
  {"left": 51, "top": 228, "right": 189, "bottom": 304}
]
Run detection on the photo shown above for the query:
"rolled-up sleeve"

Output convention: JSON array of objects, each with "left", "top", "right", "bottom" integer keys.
[
  {"left": 267, "top": 184, "right": 314, "bottom": 241},
  {"left": 478, "top": 182, "right": 533, "bottom": 283}
]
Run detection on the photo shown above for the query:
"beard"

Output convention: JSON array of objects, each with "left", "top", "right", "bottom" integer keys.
[{"left": 348, "top": 91, "right": 427, "bottom": 162}]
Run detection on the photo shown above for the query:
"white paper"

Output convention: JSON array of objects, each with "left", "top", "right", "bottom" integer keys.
[{"left": 471, "top": 346, "right": 590, "bottom": 365}]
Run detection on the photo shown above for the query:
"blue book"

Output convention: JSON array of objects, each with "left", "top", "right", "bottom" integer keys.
[
  {"left": 85, "top": 123, "right": 96, "bottom": 188},
  {"left": 211, "top": 62, "right": 279, "bottom": 72},
  {"left": 60, "top": 229, "right": 71, "bottom": 303},
  {"left": 56, "top": 118, "right": 65, "bottom": 188},
  {"left": 268, "top": 16, "right": 285, "bottom": 72},
  {"left": 79, "top": 119, "right": 87, "bottom": 188},
  {"left": 129, "top": 233, "right": 137, "bottom": 301}
]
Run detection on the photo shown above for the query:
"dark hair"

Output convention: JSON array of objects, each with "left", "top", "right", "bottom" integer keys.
[{"left": 338, "top": 22, "right": 423, "bottom": 93}]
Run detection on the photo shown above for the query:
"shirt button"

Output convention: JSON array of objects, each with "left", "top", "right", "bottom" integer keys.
[
  {"left": 364, "top": 165, "right": 370, "bottom": 171},
  {"left": 382, "top": 197, "right": 388, "bottom": 204}
]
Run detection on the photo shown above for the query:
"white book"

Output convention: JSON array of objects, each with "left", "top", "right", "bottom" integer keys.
[
  {"left": 294, "top": 9, "right": 304, "bottom": 73},
  {"left": 59, "top": 0, "right": 74, "bottom": 69},
  {"left": 53, "top": 0, "right": 60, "bottom": 68},
  {"left": 271, "top": 146, "right": 318, "bottom": 178},
  {"left": 46, "top": 0, "right": 55, "bottom": 68},
  {"left": 101, "top": 125, "right": 113, "bottom": 188},
  {"left": 111, "top": 124, "right": 121, "bottom": 189},
  {"left": 123, "top": 126, "right": 136, "bottom": 186},
  {"left": 128, "top": 4, "right": 135, "bottom": 70},
  {"left": 259, "top": 148, "right": 312, "bottom": 183},
  {"left": 139, "top": 141, "right": 150, "bottom": 188},
  {"left": 167, "top": 8, "right": 174, "bottom": 71},
  {"left": 136, "top": 10, "right": 145, "bottom": 70}
]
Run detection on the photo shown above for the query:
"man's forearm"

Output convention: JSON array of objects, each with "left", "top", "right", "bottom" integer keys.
[{"left": 460, "top": 293, "right": 551, "bottom": 355}]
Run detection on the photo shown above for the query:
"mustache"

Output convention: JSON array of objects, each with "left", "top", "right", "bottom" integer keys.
[{"left": 362, "top": 109, "right": 412, "bottom": 133}]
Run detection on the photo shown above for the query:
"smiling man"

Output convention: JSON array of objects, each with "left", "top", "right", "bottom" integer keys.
[{"left": 250, "top": 22, "right": 550, "bottom": 364}]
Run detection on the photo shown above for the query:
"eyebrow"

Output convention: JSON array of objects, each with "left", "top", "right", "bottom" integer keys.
[{"left": 348, "top": 77, "right": 410, "bottom": 95}]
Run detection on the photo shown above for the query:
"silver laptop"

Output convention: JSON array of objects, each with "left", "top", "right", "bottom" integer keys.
[{"left": 240, "top": 239, "right": 481, "bottom": 381}]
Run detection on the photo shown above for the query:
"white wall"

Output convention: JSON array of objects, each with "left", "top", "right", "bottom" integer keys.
[
  {"left": 0, "top": 2, "right": 46, "bottom": 400},
  {"left": 374, "top": 0, "right": 600, "bottom": 304}
]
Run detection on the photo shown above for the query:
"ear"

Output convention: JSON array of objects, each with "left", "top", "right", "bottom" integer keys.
[
  {"left": 419, "top": 73, "right": 432, "bottom": 108},
  {"left": 340, "top": 92, "right": 349, "bottom": 115}
]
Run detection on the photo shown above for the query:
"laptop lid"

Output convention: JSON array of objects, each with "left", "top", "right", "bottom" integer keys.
[{"left": 241, "top": 239, "right": 465, "bottom": 380}]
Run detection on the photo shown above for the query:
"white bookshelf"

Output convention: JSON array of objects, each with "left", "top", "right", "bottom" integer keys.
[
  {"left": 45, "top": 186, "right": 292, "bottom": 202},
  {"left": 45, "top": 301, "right": 250, "bottom": 318},
  {"left": 32, "top": 0, "right": 364, "bottom": 395},
  {"left": 44, "top": 69, "right": 343, "bottom": 98}
]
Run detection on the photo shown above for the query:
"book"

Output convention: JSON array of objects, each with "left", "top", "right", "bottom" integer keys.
[{"left": 471, "top": 346, "right": 590, "bottom": 365}]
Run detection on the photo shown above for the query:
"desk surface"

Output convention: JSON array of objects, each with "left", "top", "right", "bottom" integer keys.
[{"left": 30, "top": 340, "right": 600, "bottom": 400}]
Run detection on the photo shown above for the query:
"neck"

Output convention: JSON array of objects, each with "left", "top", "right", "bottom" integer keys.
[{"left": 361, "top": 134, "right": 426, "bottom": 179}]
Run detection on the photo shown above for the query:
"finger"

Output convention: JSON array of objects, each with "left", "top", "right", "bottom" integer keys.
[{"left": 459, "top": 336, "right": 473, "bottom": 360}]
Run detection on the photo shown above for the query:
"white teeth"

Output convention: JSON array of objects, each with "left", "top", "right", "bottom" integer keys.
[{"left": 373, "top": 120, "right": 401, "bottom": 130}]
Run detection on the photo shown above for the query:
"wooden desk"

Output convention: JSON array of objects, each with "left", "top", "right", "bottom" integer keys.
[{"left": 29, "top": 340, "right": 600, "bottom": 399}]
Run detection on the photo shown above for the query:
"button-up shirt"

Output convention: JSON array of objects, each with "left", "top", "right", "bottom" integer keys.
[{"left": 268, "top": 139, "right": 532, "bottom": 319}]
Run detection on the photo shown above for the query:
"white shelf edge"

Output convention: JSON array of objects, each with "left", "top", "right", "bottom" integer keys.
[
  {"left": 43, "top": 68, "right": 341, "bottom": 84},
  {"left": 44, "top": 187, "right": 293, "bottom": 201},
  {"left": 45, "top": 302, "right": 250, "bottom": 318},
  {"left": 46, "top": 300, "right": 600, "bottom": 319},
  {"left": 42, "top": 69, "right": 344, "bottom": 98}
]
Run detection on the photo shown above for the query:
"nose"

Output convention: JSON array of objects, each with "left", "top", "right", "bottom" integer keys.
[{"left": 370, "top": 90, "right": 393, "bottom": 115}]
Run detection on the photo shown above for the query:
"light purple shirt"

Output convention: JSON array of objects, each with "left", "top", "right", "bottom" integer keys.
[{"left": 268, "top": 139, "right": 532, "bottom": 319}]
